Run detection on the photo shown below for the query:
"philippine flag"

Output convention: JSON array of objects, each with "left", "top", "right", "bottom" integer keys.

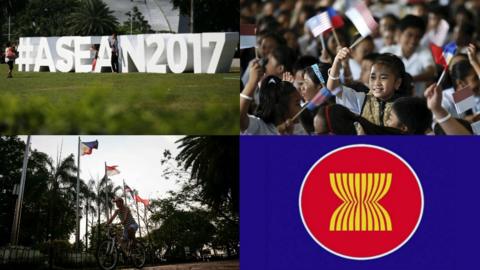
[
  {"left": 306, "top": 12, "right": 332, "bottom": 37},
  {"left": 345, "top": 1, "right": 378, "bottom": 37},
  {"left": 106, "top": 165, "right": 120, "bottom": 176},
  {"left": 430, "top": 42, "right": 457, "bottom": 69},
  {"left": 80, "top": 140, "right": 98, "bottom": 155}
]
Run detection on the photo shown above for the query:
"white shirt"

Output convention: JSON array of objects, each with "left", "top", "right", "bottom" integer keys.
[
  {"left": 380, "top": 44, "right": 435, "bottom": 96},
  {"left": 335, "top": 86, "right": 366, "bottom": 115},
  {"left": 441, "top": 87, "right": 466, "bottom": 119},
  {"left": 243, "top": 115, "right": 279, "bottom": 135}
]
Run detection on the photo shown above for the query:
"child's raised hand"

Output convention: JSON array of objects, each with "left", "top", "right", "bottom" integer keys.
[
  {"left": 248, "top": 59, "right": 263, "bottom": 85},
  {"left": 334, "top": 47, "right": 351, "bottom": 63},
  {"left": 467, "top": 43, "right": 479, "bottom": 65},
  {"left": 424, "top": 83, "right": 443, "bottom": 112},
  {"left": 282, "top": 72, "right": 295, "bottom": 83},
  {"left": 277, "top": 119, "right": 294, "bottom": 135}
]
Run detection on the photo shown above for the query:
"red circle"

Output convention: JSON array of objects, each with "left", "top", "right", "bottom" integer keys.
[{"left": 299, "top": 145, "right": 423, "bottom": 260}]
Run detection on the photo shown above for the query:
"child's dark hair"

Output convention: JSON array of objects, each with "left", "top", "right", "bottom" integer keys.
[
  {"left": 398, "top": 15, "right": 426, "bottom": 36},
  {"left": 256, "top": 76, "right": 297, "bottom": 125},
  {"left": 257, "top": 31, "right": 286, "bottom": 47},
  {"left": 392, "top": 97, "right": 432, "bottom": 134},
  {"left": 315, "top": 104, "right": 403, "bottom": 135},
  {"left": 451, "top": 60, "right": 474, "bottom": 89},
  {"left": 373, "top": 53, "right": 413, "bottom": 97},
  {"left": 271, "top": 45, "right": 296, "bottom": 73},
  {"left": 293, "top": 55, "right": 318, "bottom": 74},
  {"left": 382, "top": 13, "right": 399, "bottom": 25}
]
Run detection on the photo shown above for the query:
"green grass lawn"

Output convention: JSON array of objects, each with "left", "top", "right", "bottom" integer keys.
[{"left": 0, "top": 64, "right": 239, "bottom": 134}]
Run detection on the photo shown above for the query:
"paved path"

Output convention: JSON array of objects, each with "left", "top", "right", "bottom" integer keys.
[{"left": 124, "top": 260, "right": 239, "bottom": 270}]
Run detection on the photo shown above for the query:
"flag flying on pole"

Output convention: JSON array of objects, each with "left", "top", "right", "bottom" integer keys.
[
  {"left": 306, "top": 12, "right": 332, "bottom": 37},
  {"left": 106, "top": 165, "right": 120, "bottom": 176},
  {"left": 80, "top": 140, "right": 98, "bottom": 155},
  {"left": 430, "top": 42, "right": 457, "bottom": 69},
  {"left": 327, "top": 7, "right": 344, "bottom": 29},
  {"left": 452, "top": 85, "right": 476, "bottom": 114},
  {"left": 345, "top": 1, "right": 378, "bottom": 37},
  {"left": 135, "top": 193, "right": 150, "bottom": 206},
  {"left": 124, "top": 184, "right": 135, "bottom": 200},
  {"left": 240, "top": 24, "right": 257, "bottom": 49}
]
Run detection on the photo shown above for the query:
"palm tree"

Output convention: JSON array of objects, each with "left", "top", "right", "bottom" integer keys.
[
  {"left": 82, "top": 179, "right": 97, "bottom": 251},
  {"left": 176, "top": 136, "right": 239, "bottom": 214},
  {"left": 68, "top": 0, "right": 118, "bottom": 36}
]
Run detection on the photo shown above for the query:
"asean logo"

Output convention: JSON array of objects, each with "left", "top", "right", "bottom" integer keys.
[{"left": 299, "top": 145, "right": 423, "bottom": 260}]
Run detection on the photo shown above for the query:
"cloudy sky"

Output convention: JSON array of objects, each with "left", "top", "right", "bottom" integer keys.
[{"left": 19, "top": 135, "right": 186, "bottom": 244}]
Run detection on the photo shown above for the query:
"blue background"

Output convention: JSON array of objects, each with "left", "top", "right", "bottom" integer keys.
[{"left": 241, "top": 137, "right": 480, "bottom": 270}]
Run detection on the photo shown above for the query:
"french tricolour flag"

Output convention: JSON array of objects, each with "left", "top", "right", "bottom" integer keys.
[
  {"left": 430, "top": 42, "right": 457, "bottom": 69},
  {"left": 80, "top": 140, "right": 98, "bottom": 156},
  {"left": 306, "top": 12, "right": 332, "bottom": 37},
  {"left": 345, "top": 1, "right": 378, "bottom": 37},
  {"left": 240, "top": 24, "right": 256, "bottom": 50},
  {"left": 453, "top": 85, "right": 476, "bottom": 114}
]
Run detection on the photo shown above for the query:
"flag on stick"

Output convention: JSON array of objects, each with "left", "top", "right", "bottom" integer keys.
[
  {"left": 453, "top": 85, "right": 476, "bottom": 114},
  {"left": 327, "top": 7, "right": 345, "bottom": 29},
  {"left": 240, "top": 24, "right": 257, "bottom": 49},
  {"left": 106, "top": 165, "right": 120, "bottom": 176},
  {"left": 306, "top": 12, "right": 332, "bottom": 37},
  {"left": 345, "top": 1, "right": 378, "bottom": 37},
  {"left": 80, "top": 140, "right": 98, "bottom": 155}
]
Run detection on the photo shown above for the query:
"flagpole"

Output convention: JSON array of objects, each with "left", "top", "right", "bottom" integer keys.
[
  {"left": 349, "top": 35, "right": 367, "bottom": 50},
  {"left": 10, "top": 135, "right": 31, "bottom": 245},
  {"left": 76, "top": 136, "right": 80, "bottom": 251},
  {"left": 123, "top": 179, "right": 127, "bottom": 203},
  {"left": 436, "top": 56, "right": 455, "bottom": 86},
  {"left": 331, "top": 28, "right": 341, "bottom": 47},
  {"left": 104, "top": 162, "right": 109, "bottom": 220},
  {"left": 135, "top": 192, "right": 142, "bottom": 238}
]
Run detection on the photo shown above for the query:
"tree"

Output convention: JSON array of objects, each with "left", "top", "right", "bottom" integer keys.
[
  {"left": 14, "top": 0, "right": 78, "bottom": 37},
  {"left": 170, "top": 0, "right": 239, "bottom": 32},
  {"left": 176, "top": 136, "right": 239, "bottom": 215},
  {"left": 118, "top": 6, "right": 154, "bottom": 35},
  {"left": 68, "top": 0, "right": 119, "bottom": 36}
]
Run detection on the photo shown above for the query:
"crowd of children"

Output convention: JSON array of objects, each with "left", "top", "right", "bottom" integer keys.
[{"left": 240, "top": 0, "right": 480, "bottom": 135}]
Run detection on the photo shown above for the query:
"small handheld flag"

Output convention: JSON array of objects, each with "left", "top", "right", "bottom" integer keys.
[
  {"left": 80, "top": 140, "right": 98, "bottom": 155},
  {"left": 106, "top": 165, "right": 120, "bottom": 176},
  {"left": 453, "top": 85, "right": 476, "bottom": 114},
  {"left": 306, "top": 87, "right": 333, "bottom": 111},
  {"left": 345, "top": 1, "right": 378, "bottom": 37},
  {"left": 240, "top": 24, "right": 256, "bottom": 50},
  {"left": 306, "top": 12, "right": 332, "bottom": 37},
  {"left": 327, "top": 7, "right": 344, "bottom": 29},
  {"left": 430, "top": 42, "right": 457, "bottom": 69}
]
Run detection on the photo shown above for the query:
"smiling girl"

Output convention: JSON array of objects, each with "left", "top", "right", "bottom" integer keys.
[{"left": 326, "top": 48, "right": 412, "bottom": 126}]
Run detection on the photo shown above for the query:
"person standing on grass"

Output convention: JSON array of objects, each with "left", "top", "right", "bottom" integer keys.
[
  {"left": 5, "top": 42, "right": 17, "bottom": 78},
  {"left": 90, "top": 44, "right": 99, "bottom": 72},
  {"left": 109, "top": 33, "right": 119, "bottom": 73}
]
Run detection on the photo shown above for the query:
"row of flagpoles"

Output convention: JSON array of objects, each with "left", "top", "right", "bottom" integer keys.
[
  {"left": 76, "top": 137, "right": 150, "bottom": 250},
  {"left": 9, "top": 136, "right": 151, "bottom": 251}
]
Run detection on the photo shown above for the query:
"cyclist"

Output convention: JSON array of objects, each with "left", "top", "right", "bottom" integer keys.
[{"left": 106, "top": 197, "right": 139, "bottom": 254}]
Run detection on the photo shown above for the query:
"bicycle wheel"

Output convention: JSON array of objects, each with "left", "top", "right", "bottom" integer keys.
[
  {"left": 130, "top": 241, "right": 146, "bottom": 269},
  {"left": 96, "top": 240, "right": 119, "bottom": 270}
]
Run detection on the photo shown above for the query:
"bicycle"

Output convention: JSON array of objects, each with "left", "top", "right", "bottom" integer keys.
[{"left": 96, "top": 224, "right": 146, "bottom": 270}]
